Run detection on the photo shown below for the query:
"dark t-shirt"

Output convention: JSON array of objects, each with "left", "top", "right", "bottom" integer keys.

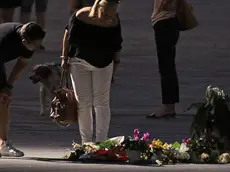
[
  {"left": 65, "top": 12, "right": 123, "bottom": 68},
  {"left": 0, "top": 22, "right": 34, "bottom": 64}
]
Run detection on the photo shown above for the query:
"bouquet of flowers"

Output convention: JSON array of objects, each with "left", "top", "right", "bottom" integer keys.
[
  {"left": 186, "top": 86, "right": 230, "bottom": 163},
  {"left": 121, "top": 129, "right": 152, "bottom": 162},
  {"left": 149, "top": 139, "right": 177, "bottom": 165},
  {"left": 66, "top": 136, "right": 128, "bottom": 162}
]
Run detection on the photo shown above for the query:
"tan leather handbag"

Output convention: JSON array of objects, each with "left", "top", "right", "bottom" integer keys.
[
  {"left": 176, "top": 0, "right": 199, "bottom": 31},
  {"left": 50, "top": 70, "right": 78, "bottom": 127}
]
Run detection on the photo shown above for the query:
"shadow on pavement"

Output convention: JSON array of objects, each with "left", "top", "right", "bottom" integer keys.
[{"left": 2, "top": 157, "right": 163, "bottom": 167}]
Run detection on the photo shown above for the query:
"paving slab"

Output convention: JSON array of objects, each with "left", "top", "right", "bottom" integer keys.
[
  {"left": 1, "top": 0, "right": 230, "bottom": 171},
  {"left": 1, "top": 158, "right": 230, "bottom": 172}
]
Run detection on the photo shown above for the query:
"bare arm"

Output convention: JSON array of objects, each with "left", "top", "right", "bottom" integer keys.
[
  {"left": 62, "top": 30, "right": 70, "bottom": 59},
  {"left": 7, "top": 57, "right": 29, "bottom": 86},
  {"left": 61, "top": 30, "right": 70, "bottom": 70}
]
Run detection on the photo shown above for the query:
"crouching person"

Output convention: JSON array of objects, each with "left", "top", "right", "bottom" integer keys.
[{"left": 0, "top": 22, "right": 45, "bottom": 157}]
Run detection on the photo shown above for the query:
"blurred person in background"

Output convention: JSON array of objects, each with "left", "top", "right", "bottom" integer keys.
[
  {"left": 20, "top": 0, "right": 48, "bottom": 50},
  {"left": 0, "top": 0, "right": 21, "bottom": 23},
  {"left": 69, "top": 0, "right": 95, "bottom": 15},
  {"left": 147, "top": 0, "right": 180, "bottom": 119}
]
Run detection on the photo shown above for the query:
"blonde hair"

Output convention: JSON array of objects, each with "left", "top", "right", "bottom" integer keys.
[{"left": 89, "top": 0, "right": 118, "bottom": 18}]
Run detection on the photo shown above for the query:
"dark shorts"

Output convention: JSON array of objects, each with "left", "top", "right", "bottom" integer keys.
[
  {"left": 0, "top": 0, "right": 22, "bottom": 9},
  {"left": 21, "top": 0, "right": 48, "bottom": 13},
  {"left": 73, "top": 0, "right": 95, "bottom": 9},
  {"left": 0, "top": 65, "right": 7, "bottom": 90}
]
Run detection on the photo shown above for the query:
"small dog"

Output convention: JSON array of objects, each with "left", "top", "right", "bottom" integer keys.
[{"left": 29, "top": 62, "right": 70, "bottom": 116}]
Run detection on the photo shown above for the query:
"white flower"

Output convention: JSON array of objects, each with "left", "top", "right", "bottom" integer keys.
[
  {"left": 217, "top": 153, "right": 230, "bottom": 164},
  {"left": 109, "top": 136, "right": 125, "bottom": 145},
  {"left": 201, "top": 153, "right": 209, "bottom": 160},
  {"left": 179, "top": 143, "right": 189, "bottom": 152},
  {"left": 175, "top": 143, "right": 190, "bottom": 160},
  {"left": 180, "top": 152, "right": 190, "bottom": 160},
  {"left": 156, "top": 160, "right": 163, "bottom": 166}
]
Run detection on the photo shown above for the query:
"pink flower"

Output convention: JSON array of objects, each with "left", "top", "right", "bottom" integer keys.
[
  {"left": 134, "top": 129, "right": 140, "bottom": 135},
  {"left": 134, "top": 136, "right": 139, "bottom": 140},
  {"left": 182, "top": 138, "right": 191, "bottom": 143},
  {"left": 142, "top": 132, "right": 150, "bottom": 141},
  {"left": 186, "top": 138, "right": 191, "bottom": 143},
  {"left": 133, "top": 129, "right": 140, "bottom": 140}
]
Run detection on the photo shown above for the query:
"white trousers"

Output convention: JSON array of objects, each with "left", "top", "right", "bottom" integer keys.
[{"left": 70, "top": 58, "right": 113, "bottom": 144}]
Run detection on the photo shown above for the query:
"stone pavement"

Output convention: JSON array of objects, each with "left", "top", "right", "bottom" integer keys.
[
  {"left": 1, "top": 158, "right": 230, "bottom": 172},
  {"left": 1, "top": 0, "right": 230, "bottom": 171}
]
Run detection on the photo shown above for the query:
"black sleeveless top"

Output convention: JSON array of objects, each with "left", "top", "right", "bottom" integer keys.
[{"left": 65, "top": 12, "right": 123, "bottom": 68}]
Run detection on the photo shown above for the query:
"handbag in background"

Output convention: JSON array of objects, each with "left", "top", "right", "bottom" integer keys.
[{"left": 176, "top": 0, "right": 199, "bottom": 31}]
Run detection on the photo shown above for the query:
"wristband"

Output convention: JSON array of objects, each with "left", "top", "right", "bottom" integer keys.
[{"left": 60, "top": 56, "right": 68, "bottom": 60}]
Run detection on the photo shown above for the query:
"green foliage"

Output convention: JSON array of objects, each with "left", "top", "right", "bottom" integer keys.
[
  {"left": 172, "top": 142, "right": 181, "bottom": 149},
  {"left": 188, "top": 85, "right": 230, "bottom": 163},
  {"left": 98, "top": 139, "right": 117, "bottom": 150},
  {"left": 122, "top": 137, "right": 149, "bottom": 152}
]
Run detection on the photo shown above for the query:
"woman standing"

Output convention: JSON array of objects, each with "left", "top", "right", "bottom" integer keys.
[
  {"left": 147, "top": 0, "right": 180, "bottom": 119},
  {"left": 62, "top": 0, "right": 122, "bottom": 144}
]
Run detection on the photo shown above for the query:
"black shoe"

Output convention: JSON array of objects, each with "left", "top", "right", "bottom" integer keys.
[{"left": 146, "top": 113, "right": 176, "bottom": 119}]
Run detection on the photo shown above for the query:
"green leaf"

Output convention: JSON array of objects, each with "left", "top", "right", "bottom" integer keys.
[{"left": 172, "top": 142, "right": 181, "bottom": 149}]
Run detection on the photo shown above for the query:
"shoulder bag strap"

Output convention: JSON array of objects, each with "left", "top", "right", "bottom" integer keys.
[{"left": 58, "top": 70, "right": 69, "bottom": 89}]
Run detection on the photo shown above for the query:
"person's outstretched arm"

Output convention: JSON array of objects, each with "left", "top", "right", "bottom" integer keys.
[{"left": 7, "top": 57, "right": 29, "bottom": 86}]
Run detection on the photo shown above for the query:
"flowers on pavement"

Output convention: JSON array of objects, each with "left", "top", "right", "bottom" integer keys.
[{"left": 66, "top": 129, "right": 230, "bottom": 165}]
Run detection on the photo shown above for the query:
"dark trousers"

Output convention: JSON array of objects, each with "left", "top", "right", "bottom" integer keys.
[
  {"left": 153, "top": 18, "right": 180, "bottom": 104},
  {"left": 0, "top": 0, "right": 21, "bottom": 8}
]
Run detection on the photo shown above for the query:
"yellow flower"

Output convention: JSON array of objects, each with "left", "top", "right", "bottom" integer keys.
[
  {"left": 162, "top": 142, "right": 172, "bottom": 150},
  {"left": 72, "top": 143, "right": 81, "bottom": 149},
  {"left": 152, "top": 139, "right": 163, "bottom": 149}
]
